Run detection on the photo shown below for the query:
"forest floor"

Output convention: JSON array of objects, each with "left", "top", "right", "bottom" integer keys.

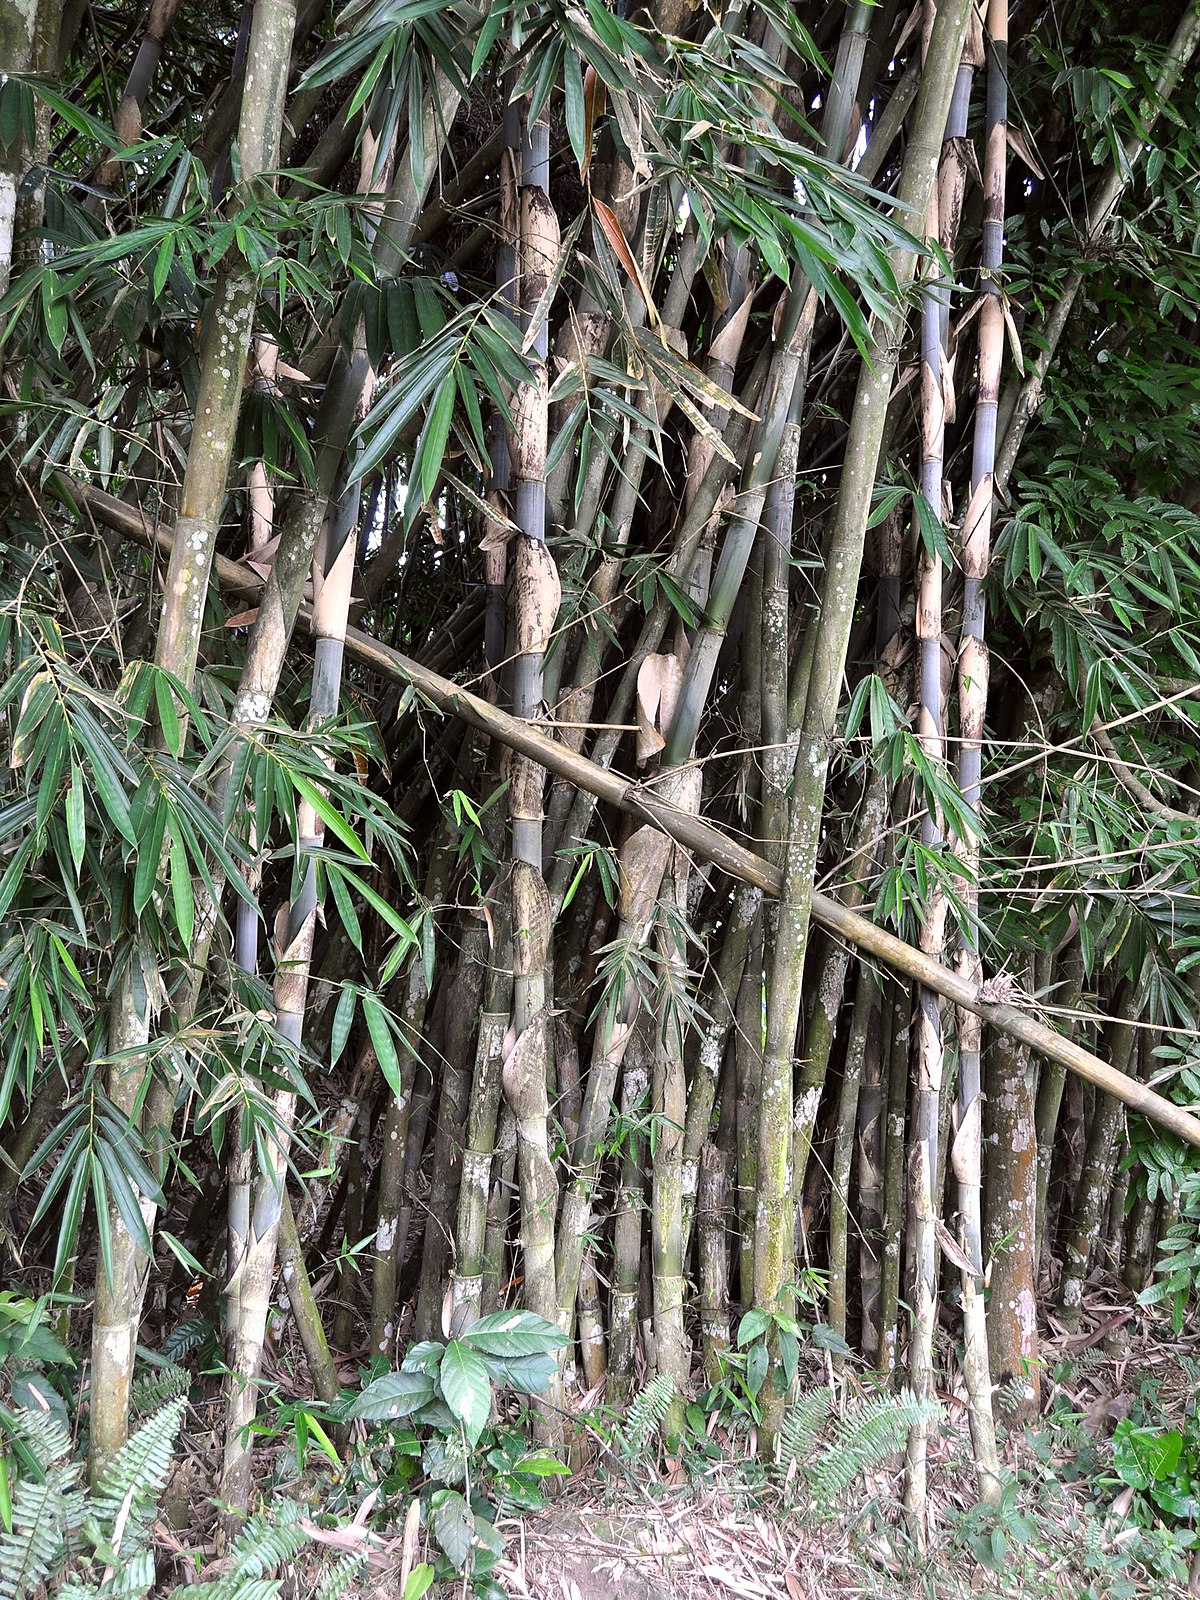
[
  {"left": 489, "top": 1292, "right": 1199, "bottom": 1600},
  {"left": 145, "top": 1279, "right": 1197, "bottom": 1600}
]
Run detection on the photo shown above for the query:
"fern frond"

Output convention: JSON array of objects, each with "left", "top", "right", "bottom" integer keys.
[
  {"left": 158, "top": 1320, "right": 211, "bottom": 1364},
  {"left": 811, "top": 1388, "right": 941, "bottom": 1501},
  {"left": 7, "top": 1407, "right": 74, "bottom": 1473},
  {"left": 131, "top": 1362, "right": 189, "bottom": 1416},
  {"left": 0, "top": 1476, "right": 82, "bottom": 1600},
  {"left": 105, "top": 1548, "right": 157, "bottom": 1599},
  {"left": 619, "top": 1375, "right": 675, "bottom": 1457},
  {"left": 90, "top": 1398, "right": 184, "bottom": 1561},
  {"left": 0, "top": 1407, "right": 84, "bottom": 1600},
  {"left": 775, "top": 1384, "right": 943, "bottom": 1504},
  {"left": 314, "top": 1552, "right": 366, "bottom": 1600},
  {"left": 180, "top": 1502, "right": 309, "bottom": 1600},
  {"left": 778, "top": 1386, "right": 832, "bottom": 1471},
  {"left": 174, "top": 1580, "right": 282, "bottom": 1600}
]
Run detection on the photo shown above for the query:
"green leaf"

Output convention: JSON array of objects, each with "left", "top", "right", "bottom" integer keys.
[
  {"left": 65, "top": 762, "right": 86, "bottom": 876},
  {"left": 512, "top": 1451, "right": 570, "bottom": 1477},
  {"left": 133, "top": 796, "right": 167, "bottom": 916},
  {"left": 745, "top": 1340, "right": 768, "bottom": 1398},
  {"left": 462, "top": 1310, "right": 569, "bottom": 1357},
  {"left": 289, "top": 772, "right": 369, "bottom": 862},
  {"left": 477, "top": 1351, "right": 559, "bottom": 1393},
  {"left": 403, "top": 1564, "right": 435, "bottom": 1600},
  {"left": 348, "top": 1369, "right": 436, "bottom": 1421},
  {"left": 361, "top": 993, "right": 402, "bottom": 1098},
  {"left": 563, "top": 48, "right": 586, "bottom": 173},
  {"left": 439, "top": 1340, "right": 493, "bottom": 1445},
  {"left": 736, "top": 1309, "right": 769, "bottom": 1347},
  {"left": 413, "top": 373, "right": 456, "bottom": 509},
  {"left": 330, "top": 984, "right": 357, "bottom": 1068},
  {"left": 169, "top": 830, "right": 195, "bottom": 947},
  {"left": 429, "top": 1489, "right": 475, "bottom": 1571}
]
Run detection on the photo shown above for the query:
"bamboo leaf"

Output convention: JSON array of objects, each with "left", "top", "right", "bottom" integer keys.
[
  {"left": 414, "top": 373, "right": 456, "bottom": 508},
  {"left": 592, "top": 199, "right": 660, "bottom": 328},
  {"left": 288, "top": 772, "right": 370, "bottom": 862},
  {"left": 362, "top": 993, "right": 402, "bottom": 1099}
]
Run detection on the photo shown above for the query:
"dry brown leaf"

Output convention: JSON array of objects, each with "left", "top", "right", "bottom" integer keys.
[
  {"left": 593, "top": 198, "right": 660, "bottom": 328},
  {"left": 934, "top": 1216, "right": 981, "bottom": 1279},
  {"left": 514, "top": 536, "right": 561, "bottom": 655},
  {"left": 1006, "top": 124, "right": 1047, "bottom": 179},
  {"left": 634, "top": 651, "right": 684, "bottom": 764}
]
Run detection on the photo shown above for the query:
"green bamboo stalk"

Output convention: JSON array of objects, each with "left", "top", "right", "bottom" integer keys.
[
  {"left": 878, "top": 975, "right": 909, "bottom": 1378},
  {"left": 856, "top": 987, "right": 886, "bottom": 1364},
  {"left": 502, "top": 108, "right": 562, "bottom": 1380},
  {"left": 791, "top": 758, "right": 894, "bottom": 1200},
  {"left": 449, "top": 898, "right": 513, "bottom": 1332},
  {"left": 983, "top": 972, "right": 1039, "bottom": 1422},
  {"left": 681, "top": 881, "right": 760, "bottom": 1246},
  {"left": 651, "top": 846, "right": 693, "bottom": 1436},
  {"left": 278, "top": 1191, "right": 341, "bottom": 1406},
  {"left": 87, "top": 0, "right": 297, "bottom": 1487},
  {"left": 827, "top": 969, "right": 875, "bottom": 1366},
  {"left": 334, "top": 1084, "right": 373, "bottom": 1353},
  {"left": 756, "top": 0, "right": 977, "bottom": 1464},
  {"left": 86, "top": 0, "right": 182, "bottom": 206},
  {"left": 608, "top": 1023, "right": 651, "bottom": 1398},
  {"left": 414, "top": 913, "right": 488, "bottom": 1340},
  {"left": 220, "top": 328, "right": 362, "bottom": 1527},
  {"left": 0, "top": 0, "right": 52, "bottom": 298},
  {"left": 577, "top": 1251, "right": 607, "bottom": 1391},
  {"left": 1035, "top": 945, "right": 1079, "bottom": 1277},
  {"left": 955, "top": 0, "right": 1009, "bottom": 1439},
  {"left": 736, "top": 912, "right": 764, "bottom": 1316},
  {"left": 482, "top": 1105, "right": 517, "bottom": 1316},
  {"left": 698, "top": 1141, "right": 731, "bottom": 1387}
]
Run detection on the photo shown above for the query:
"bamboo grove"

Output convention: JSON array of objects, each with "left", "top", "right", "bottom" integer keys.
[{"left": 2, "top": 0, "right": 1200, "bottom": 1546}]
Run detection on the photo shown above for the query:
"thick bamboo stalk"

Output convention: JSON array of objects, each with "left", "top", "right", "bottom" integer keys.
[
  {"left": 371, "top": 838, "right": 450, "bottom": 1358},
  {"left": 878, "top": 976, "right": 910, "bottom": 1378},
  {"left": 278, "top": 1191, "right": 341, "bottom": 1406},
  {"left": 86, "top": 0, "right": 297, "bottom": 1487},
  {"left": 698, "top": 1142, "right": 731, "bottom": 1387},
  {"left": 983, "top": 981, "right": 1039, "bottom": 1422},
  {"left": 608, "top": 1025, "right": 650, "bottom": 1397},
  {"left": 736, "top": 914, "right": 765, "bottom": 1315},
  {"left": 450, "top": 904, "right": 513, "bottom": 1332},
  {"left": 681, "top": 881, "right": 760, "bottom": 1245},
  {"left": 414, "top": 915, "right": 487, "bottom": 1339},
  {"left": 651, "top": 852, "right": 691, "bottom": 1435},
  {"left": 754, "top": 0, "right": 979, "bottom": 1461}
]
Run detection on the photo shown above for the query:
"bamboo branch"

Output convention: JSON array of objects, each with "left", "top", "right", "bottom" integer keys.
[{"left": 74, "top": 482, "right": 1200, "bottom": 1148}]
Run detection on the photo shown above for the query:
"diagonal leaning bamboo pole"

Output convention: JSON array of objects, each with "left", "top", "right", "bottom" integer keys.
[{"left": 72, "top": 485, "right": 1200, "bottom": 1150}]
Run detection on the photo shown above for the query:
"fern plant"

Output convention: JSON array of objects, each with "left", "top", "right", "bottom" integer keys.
[
  {"left": 177, "top": 1499, "right": 313, "bottom": 1600},
  {"left": 616, "top": 1375, "right": 676, "bottom": 1458},
  {"left": 0, "top": 1399, "right": 183, "bottom": 1600},
  {"left": 776, "top": 1385, "right": 943, "bottom": 1503}
]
